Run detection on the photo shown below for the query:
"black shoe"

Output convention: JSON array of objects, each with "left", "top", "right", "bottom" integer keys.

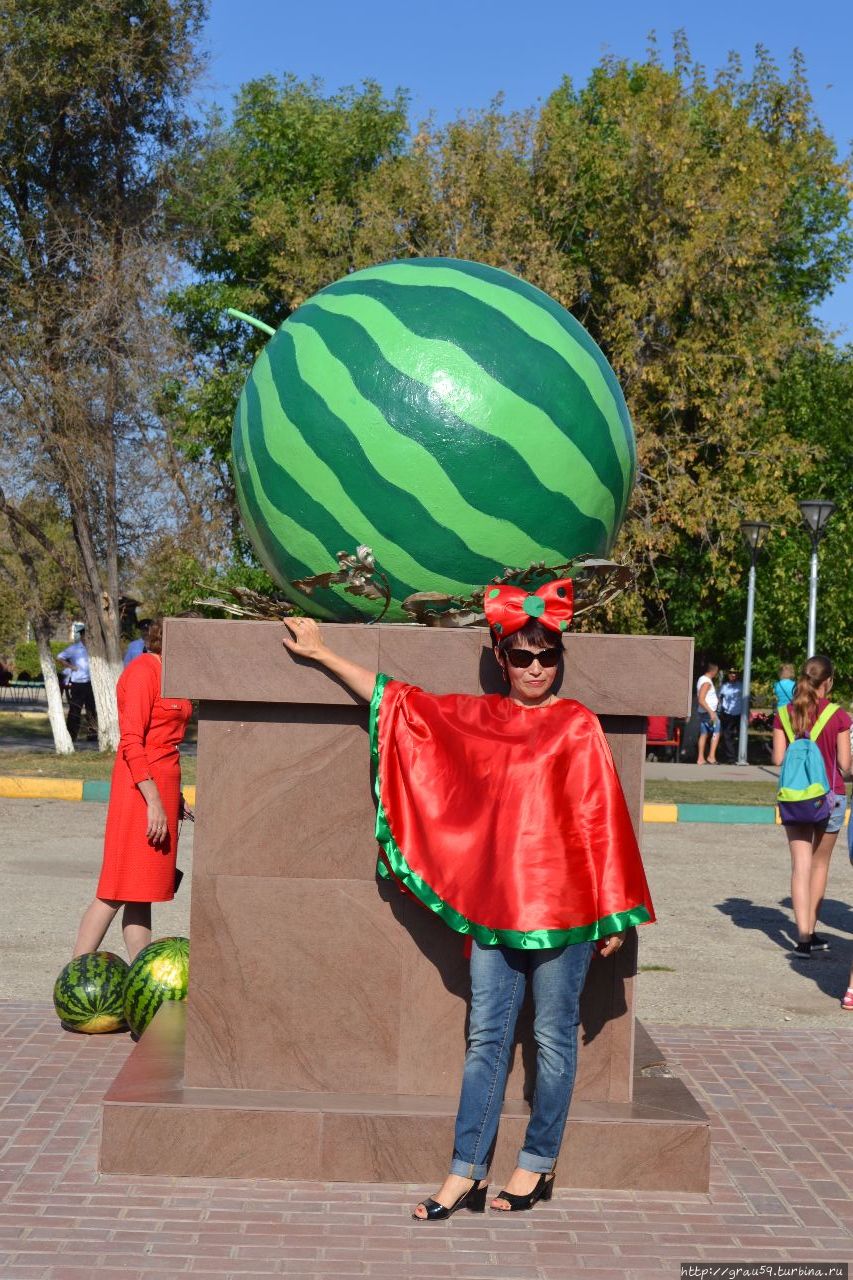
[
  {"left": 792, "top": 940, "right": 812, "bottom": 960},
  {"left": 413, "top": 1180, "right": 488, "bottom": 1221},
  {"left": 491, "top": 1172, "right": 555, "bottom": 1212},
  {"left": 810, "top": 933, "right": 830, "bottom": 951}
]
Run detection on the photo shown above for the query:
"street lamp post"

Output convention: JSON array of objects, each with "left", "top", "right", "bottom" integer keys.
[
  {"left": 737, "top": 521, "right": 770, "bottom": 766},
  {"left": 799, "top": 500, "right": 836, "bottom": 657}
]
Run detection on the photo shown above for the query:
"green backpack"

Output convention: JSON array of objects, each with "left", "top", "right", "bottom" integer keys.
[{"left": 776, "top": 703, "right": 838, "bottom": 825}]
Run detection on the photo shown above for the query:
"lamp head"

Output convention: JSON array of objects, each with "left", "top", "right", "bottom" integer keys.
[
  {"left": 739, "top": 520, "right": 770, "bottom": 555},
  {"left": 798, "top": 500, "right": 835, "bottom": 540}
]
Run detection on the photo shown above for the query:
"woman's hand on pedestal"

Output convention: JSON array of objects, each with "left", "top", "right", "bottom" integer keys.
[
  {"left": 281, "top": 616, "right": 377, "bottom": 702},
  {"left": 282, "top": 616, "right": 327, "bottom": 661}
]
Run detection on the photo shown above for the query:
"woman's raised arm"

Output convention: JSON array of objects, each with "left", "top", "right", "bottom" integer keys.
[{"left": 281, "top": 617, "right": 377, "bottom": 702}]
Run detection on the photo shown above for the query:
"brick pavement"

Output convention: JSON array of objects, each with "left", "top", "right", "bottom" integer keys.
[{"left": 0, "top": 1003, "right": 850, "bottom": 1280}]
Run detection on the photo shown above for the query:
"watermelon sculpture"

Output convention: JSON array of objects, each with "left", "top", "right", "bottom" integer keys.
[
  {"left": 123, "top": 936, "right": 189, "bottom": 1037},
  {"left": 231, "top": 257, "right": 636, "bottom": 621},
  {"left": 53, "top": 951, "right": 129, "bottom": 1033}
]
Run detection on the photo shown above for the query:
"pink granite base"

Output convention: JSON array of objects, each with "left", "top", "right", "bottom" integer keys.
[{"left": 101, "top": 1004, "right": 709, "bottom": 1191}]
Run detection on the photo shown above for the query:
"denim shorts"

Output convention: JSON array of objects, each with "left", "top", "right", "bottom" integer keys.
[
  {"left": 825, "top": 791, "right": 848, "bottom": 835},
  {"left": 698, "top": 714, "right": 720, "bottom": 735}
]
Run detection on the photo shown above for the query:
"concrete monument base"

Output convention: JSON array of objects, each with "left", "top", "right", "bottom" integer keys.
[{"left": 99, "top": 620, "right": 709, "bottom": 1190}]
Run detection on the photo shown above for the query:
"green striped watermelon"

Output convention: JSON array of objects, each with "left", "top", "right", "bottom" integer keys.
[
  {"left": 123, "top": 936, "right": 189, "bottom": 1037},
  {"left": 231, "top": 257, "right": 636, "bottom": 622},
  {"left": 53, "top": 951, "right": 129, "bottom": 1033}
]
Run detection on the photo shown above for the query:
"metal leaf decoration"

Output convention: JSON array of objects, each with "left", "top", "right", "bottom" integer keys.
[
  {"left": 293, "top": 545, "right": 392, "bottom": 620},
  {"left": 195, "top": 549, "right": 630, "bottom": 627},
  {"left": 402, "top": 556, "right": 634, "bottom": 627},
  {"left": 194, "top": 546, "right": 392, "bottom": 623}
]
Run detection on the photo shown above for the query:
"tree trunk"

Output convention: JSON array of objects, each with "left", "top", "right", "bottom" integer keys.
[
  {"left": 89, "top": 651, "right": 122, "bottom": 751},
  {"left": 34, "top": 622, "right": 74, "bottom": 755}
]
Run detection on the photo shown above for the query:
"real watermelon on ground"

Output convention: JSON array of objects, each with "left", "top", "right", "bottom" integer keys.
[
  {"left": 53, "top": 951, "right": 129, "bottom": 1034},
  {"left": 123, "top": 936, "right": 190, "bottom": 1037}
]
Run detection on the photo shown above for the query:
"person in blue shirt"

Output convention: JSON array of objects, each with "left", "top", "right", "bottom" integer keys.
[
  {"left": 773, "top": 663, "right": 796, "bottom": 708},
  {"left": 123, "top": 619, "right": 152, "bottom": 667},
  {"left": 57, "top": 626, "right": 98, "bottom": 741},
  {"left": 718, "top": 668, "right": 744, "bottom": 763}
]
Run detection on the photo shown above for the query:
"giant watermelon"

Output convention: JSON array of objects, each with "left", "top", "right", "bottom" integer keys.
[
  {"left": 231, "top": 257, "right": 636, "bottom": 621},
  {"left": 123, "top": 936, "right": 189, "bottom": 1037},
  {"left": 53, "top": 951, "right": 129, "bottom": 1033}
]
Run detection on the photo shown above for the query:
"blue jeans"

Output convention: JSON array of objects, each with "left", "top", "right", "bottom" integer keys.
[
  {"left": 450, "top": 939, "right": 594, "bottom": 1181},
  {"left": 825, "top": 791, "right": 847, "bottom": 836}
]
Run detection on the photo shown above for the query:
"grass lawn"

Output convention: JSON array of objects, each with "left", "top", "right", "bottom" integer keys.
[
  {"left": 645, "top": 780, "right": 777, "bottom": 806},
  {"left": 0, "top": 712, "right": 774, "bottom": 803},
  {"left": 0, "top": 712, "right": 54, "bottom": 744},
  {"left": 0, "top": 709, "right": 197, "bottom": 783},
  {"left": 0, "top": 749, "right": 197, "bottom": 784},
  {"left": 0, "top": 746, "right": 767, "bottom": 804}
]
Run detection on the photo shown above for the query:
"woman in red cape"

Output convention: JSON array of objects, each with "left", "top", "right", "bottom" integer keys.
[{"left": 281, "top": 579, "right": 654, "bottom": 1221}]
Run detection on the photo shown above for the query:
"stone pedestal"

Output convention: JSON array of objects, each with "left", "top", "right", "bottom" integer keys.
[{"left": 101, "top": 621, "right": 709, "bottom": 1190}]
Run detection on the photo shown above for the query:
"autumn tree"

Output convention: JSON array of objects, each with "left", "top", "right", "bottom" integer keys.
[
  {"left": 531, "top": 42, "right": 851, "bottom": 646},
  {"left": 0, "top": 0, "right": 206, "bottom": 746},
  {"left": 169, "top": 42, "right": 852, "bottom": 681}
]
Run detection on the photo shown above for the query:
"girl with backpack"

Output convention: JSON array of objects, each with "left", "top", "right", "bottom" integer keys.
[{"left": 772, "top": 655, "right": 851, "bottom": 961}]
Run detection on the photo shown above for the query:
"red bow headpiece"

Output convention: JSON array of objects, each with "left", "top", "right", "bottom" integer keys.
[{"left": 483, "top": 579, "right": 574, "bottom": 639}]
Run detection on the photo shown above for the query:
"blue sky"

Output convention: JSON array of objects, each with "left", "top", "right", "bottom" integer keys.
[{"left": 198, "top": 0, "right": 853, "bottom": 337}]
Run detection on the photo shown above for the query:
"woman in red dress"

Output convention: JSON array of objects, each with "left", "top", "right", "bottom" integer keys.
[{"left": 72, "top": 621, "right": 193, "bottom": 962}]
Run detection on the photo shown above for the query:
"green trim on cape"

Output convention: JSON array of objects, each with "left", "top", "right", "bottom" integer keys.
[{"left": 369, "top": 673, "right": 650, "bottom": 950}]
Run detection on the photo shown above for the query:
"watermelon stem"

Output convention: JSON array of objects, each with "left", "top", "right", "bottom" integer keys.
[{"left": 226, "top": 308, "right": 275, "bottom": 337}]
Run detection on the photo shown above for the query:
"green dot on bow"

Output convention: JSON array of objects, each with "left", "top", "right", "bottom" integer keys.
[{"left": 523, "top": 595, "right": 546, "bottom": 618}]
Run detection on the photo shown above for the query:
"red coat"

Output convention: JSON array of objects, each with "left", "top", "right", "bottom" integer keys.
[{"left": 97, "top": 654, "right": 192, "bottom": 903}]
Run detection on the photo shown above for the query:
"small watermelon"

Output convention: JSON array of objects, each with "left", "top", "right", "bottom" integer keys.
[
  {"left": 231, "top": 256, "right": 636, "bottom": 622},
  {"left": 53, "top": 951, "right": 129, "bottom": 1033},
  {"left": 123, "top": 936, "right": 189, "bottom": 1037}
]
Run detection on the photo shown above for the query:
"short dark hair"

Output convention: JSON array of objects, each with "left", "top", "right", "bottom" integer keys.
[{"left": 490, "top": 619, "right": 565, "bottom": 657}]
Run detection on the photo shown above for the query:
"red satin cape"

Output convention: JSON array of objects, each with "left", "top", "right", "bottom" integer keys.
[{"left": 370, "top": 674, "right": 654, "bottom": 949}]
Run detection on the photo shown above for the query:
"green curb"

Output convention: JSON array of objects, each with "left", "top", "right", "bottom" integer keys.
[
  {"left": 676, "top": 803, "right": 778, "bottom": 824},
  {"left": 82, "top": 780, "right": 112, "bottom": 803}
]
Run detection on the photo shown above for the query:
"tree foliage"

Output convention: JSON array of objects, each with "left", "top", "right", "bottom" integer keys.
[
  {"left": 164, "top": 76, "right": 409, "bottom": 530},
  {"left": 169, "top": 41, "right": 852, "bottom": 686},
  {"left": 0, "top": 0, "right": 207, "bottom": 744}
]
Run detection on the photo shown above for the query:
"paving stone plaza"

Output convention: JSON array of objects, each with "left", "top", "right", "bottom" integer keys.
[
  {"left": 1, "top": 802, "right": 851, "bottom": 1277},
  {"left": 1, "top": 1006, "right": 850, "bottom": 1278}
]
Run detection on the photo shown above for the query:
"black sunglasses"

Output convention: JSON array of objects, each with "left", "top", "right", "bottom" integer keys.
[{"left": 505, "top": 647, "right": 561, "bottom": 669}]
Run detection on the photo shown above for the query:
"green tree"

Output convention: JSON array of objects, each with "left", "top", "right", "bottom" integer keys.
[
  {"left": 165, "top": 75, "right": 409, "bottom": 538},
  {"left": 531, "top": 42, "right": 851, "bottom": 638},
  {"left": 171, "top": 43, "right": 852, "bottom": 668},
  {"left": 0, "top": 0, "right": 205, "bottom": 746}
]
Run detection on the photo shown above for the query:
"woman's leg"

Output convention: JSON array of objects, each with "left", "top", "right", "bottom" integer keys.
[
  {"left": 413, "top": 943, "right": 526, "bottom": 1218},
  {"left": 122, "top": 903, "right": 152, "bottom": 962},
  {"left": 808, "top": 825, "right": 839, "bottom": 936},
  {"left": 72, "top": 898, "right": 121, "bottom": 957},
  {"left": 492, "top": 940, "right": 593, "bottom": 1208},
  {"left": 787, "top": 825, "right": 816, "bottom": 943}
]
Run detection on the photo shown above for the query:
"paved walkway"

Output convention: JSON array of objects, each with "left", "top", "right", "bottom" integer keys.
[{"left": 1, "top": 1004, "right": 851, "bottom": 1279}]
